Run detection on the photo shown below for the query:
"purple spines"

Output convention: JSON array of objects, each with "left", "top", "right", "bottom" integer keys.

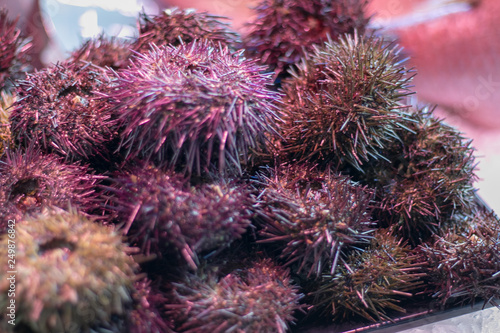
[
  {"left": 0, "top": 9, "right": 31, "bottom": 92},
  {"left": 0, "top": 147, "right": 103, "bottom": 228},
  {"left": 70, "top": 35, "right": 133, "bottom": 70},
  {"left": 109, "top": 40, "right": 281, "bottom": 175},
  {"left": 254, "top": 164, "right": 374, "bottom": 277},
  {"left": 9, "top": 61, "right": 117, "bottom": 162},
  {"left": 243, "top": 0, "right": 369, "bottom": 75},
  {"left": 105, "top": 166, "right": 254, "bottom": 269},
  {"left": 165, "top": 259, "right": 304, "bottom": 332},
  {"left": 134, "top": 7, "right": 240, "bottom": 53}
]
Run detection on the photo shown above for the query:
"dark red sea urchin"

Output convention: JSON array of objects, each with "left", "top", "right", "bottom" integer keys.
[
  {"left": 9, "top": 61, "right": 117, "bottom": 163},
  {"left": 0, "top": 8, "right": 31, "bottom": 93},
  {"left": 254, "top": 164, "right": 374, "bottom": 278},
  {"left": 243, "top": 0, "right": 369, "bottom": 76},
  {"left": 133, "top": 7, "right": 240, "bottom": 53},
  {"left": 109, "top": 40, "right": 281, "bottom": 175},
  {"left": 104, "top": 166, "right": 254, "bottom": 269},
  {"left": 0, "top": 147, "right": 103, "bottom": 229}
]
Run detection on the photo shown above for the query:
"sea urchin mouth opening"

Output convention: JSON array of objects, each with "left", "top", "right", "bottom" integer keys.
[{"left": 9, "top": 177, "right": 40, "bottom": 199}]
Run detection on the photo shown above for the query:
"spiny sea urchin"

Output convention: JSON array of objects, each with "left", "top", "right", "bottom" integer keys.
[
  {"left": 363, "top": 106, "right": 478, "bottom": 244},
  {"left": 9, "top": 61, "right": 117, "bottom": 163},
  {"left": 0, "top": 207, "right": 137, "bottom": 333},
  {"left": 109, "top": 40, "right": 281, "bottom": 175},
  {"left": 133, "top": 7, "right": 240, "bottom": 54},
  {"left": 104, "top": 165, "right": 254, "bottom": 269},
  {"left": 70, "top": 34, "right": 132, "bottom": 70},
  {"left": 243, "top": 0, "right": 369, "bottom": 76},
  {"left": 165, "top": 258, "right": 304, "bottom": 332},
  {"left": 310, "top": 229, "right": 425, "bottom": 323},
  {"left": 0, "top": 147, "right": 103, "bottom": 230},
  {"left": 279, "top": 33, "right": 413, "bottom": 171},
  {"left": 420, "top": 207, "right": 500, "bottom": 308},
  {"left": 0, "top": 8, "right": 31, "bottom": 93},
  {"left": 254, "top": 163, "right": 374, "bottom": 277}
]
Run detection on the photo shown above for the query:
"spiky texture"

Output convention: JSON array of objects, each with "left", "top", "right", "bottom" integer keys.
[
  {"left": 129, "top": 279, "right": 173, "bottom": 333},
  {"left": 0, "top": 207, "right": 137, "bottom": 333},
  {"left": 0, "top": 91, "right": 15, "bottom": 155},
  {"left": 254, "top": 164, "right": 373, "bottom": 277},
  {"left": 104, "top": 166, "right": 254, "bottom": 269},
  {"left": 361, "top": 106, "right": 478, "bottom": 244},
  {"left": 420, "top": 208, "right": 500, "bottom": 308},
  {"left": 310, "top": 229, "right": 425, "bottom": 322},
  {"left": 243, "top": 0, "right": 369, "bottom": 75},
  {"left": 109, "top": 41, "right": 281, "bottom": 175},
  {"left": 9, "top": 61, "right": 117, "bottom": 162},
  {"left": 134, "top": 7, "right": 240, "bottom": 53},
  {"left": 70, "top": 35, "right": 132, "bottom": 70},
  {"left": 0, "top": 9, "right": 31, "bottom": 92},
  {"left": 279, "top": 34, "right": 413, "bottom": 170},
  {"left": 165, "top": 259, "right": 303, "bottom": 332},
  {"left": 0, "top": 147, "right": 103, "bottom": 231}
]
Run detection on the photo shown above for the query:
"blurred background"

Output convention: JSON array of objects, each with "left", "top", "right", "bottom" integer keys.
[{"left": 1, "top": 0, "right": 499, "bottom": 213}]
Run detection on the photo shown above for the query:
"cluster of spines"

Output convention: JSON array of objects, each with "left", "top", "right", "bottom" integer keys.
[
  {"left": 278, "top": 33, "right": 414, "bottom": 171},
  {"left": 104, "top": 165, "right": 254, "bottom": 269},
  {"left": 254, "top": 163, "right": 374, "bottom": 278},
  {"left": 108, "top": 40, "right": 281, "bottom": 176},
  {"left": 165, "top": 259, "right": 304, "bottom": 332},
  {"left": 419, "top": 208, "right": 500, "bottom": 307},
  {"left": 242, "top": 0, "right": 370, "bottom": 77},
  {"left": 134, "top": 7, "right": 240, "bottom": 53},
  {"left": 70, "top": 34, "right": 133, "bottom": 70},
  {"left": 9, "top": 61, "right": 117, "bottom": 163},
  {"left": 309, "top": 229, "right": 425, "bottom": 322}
]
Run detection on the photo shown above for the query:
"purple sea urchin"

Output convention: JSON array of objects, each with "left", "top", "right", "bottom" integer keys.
[
  {"left": 0, "top": 147, "right": 102, "bottom": 229},
  {"left": 0, "top": 9, "right": 31, "bottom": 92},
  {"left": 134, "top": 7, "right": 240, "bottom": 53},
  {"left": 254, "top": 164, "right": 373, "bottom": 277},
  {"left": 104, "top": 165, "right": 254, "bottom": 269},
  {"left": 420, "top": 208, "right": 500, "bottom": 308},
  {"left": 109, "top": 40, "right": 281, "bottom": 175},
  {"left": 311, "top": 229, "right": 425, "bottom": 322},
  {"left": 243, "top": 0, "right": 369, "bottom": 75},
  {"left": 166, "top": 258, "right": 304, "bottom": 332},
  {"left": 0, "top": 207, "right": 137, "bottom": 333},
  {"left": 70, "top": 35, "right": 132, "bottom": 70},
  {"left": 280, "top": 33, "right": 413, "bottom": 170},
  {"left": 9, "top": 61, "right": 117, "bottom": 162}
]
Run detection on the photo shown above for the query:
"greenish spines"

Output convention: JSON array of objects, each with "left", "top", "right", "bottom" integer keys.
[
  {"left": 243, "top": 0, "right": 369, "bottom": 76},
  {"left": 134, "top": 7, "right": 240, "bottom": 53},
  {"left": 9, "top": 61, "right": 117, "bottom": 162},
  {"left": 420, "top": 208, "right": 500, "bottom": 307},
  {"left": 110, "top": 41, "right": 282, "bottom": 176},
  {"left": 70, "top": 35, "right": 132, "bottom": 70},
  {"left": 0, "top": 91, "right": 15, "bottom": 155},
  {"left": 105, "top": 166, "right": 254, "bottom": 269},
  {"left": 0, "top": 9, "right": 31, "bottom": 93},
  {"left": 280, "top": 34, "right": 413, "bottom": 170},
  {"left": 166, "top": 259, "right": 304, "bottom": 332},
  {"left": 254, "top": 164, "right": 374, "bottom": 277},
  {"left": 0, "top": 147, "right": 103, "bottom": 229},
  {"left": 367, "top": 106, "right": 478, "bottom": 244},
  {"left": 310, "top": 229, "right": 425, "bottom": 322},
  {"left": 0, "top": 207, "right": 137, "bottom": 333}
]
